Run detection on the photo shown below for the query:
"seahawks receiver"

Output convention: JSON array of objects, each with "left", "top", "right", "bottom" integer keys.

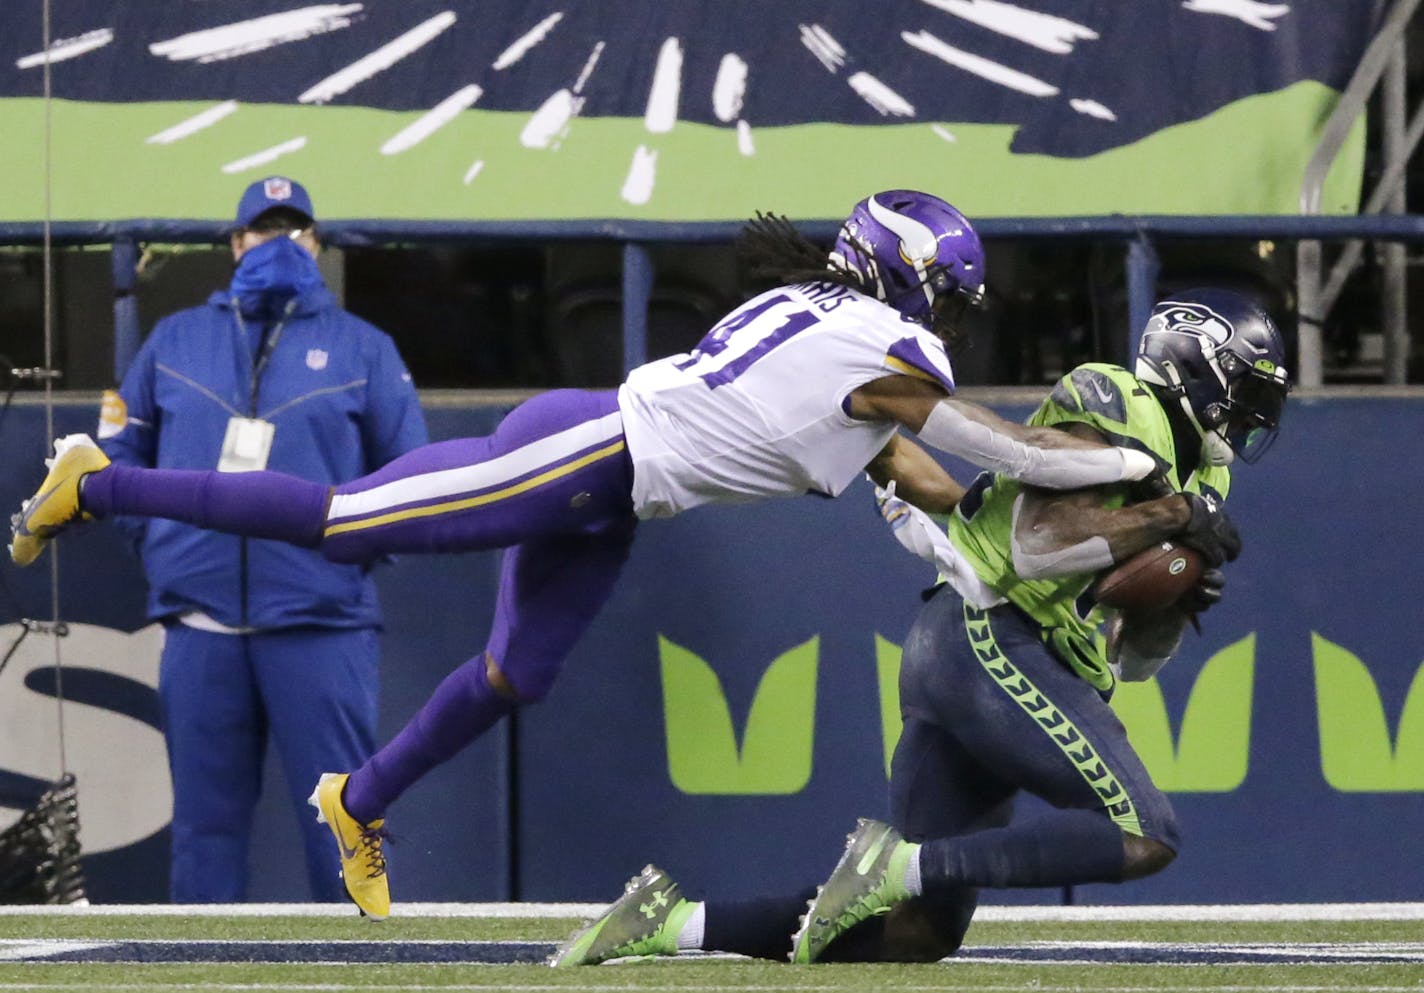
[
  {"left": 551, "top": 288, "right": 1289, "bottom": 966},
  {"left": 14, "top": 191, "right": 1160, "bottom": 921}
]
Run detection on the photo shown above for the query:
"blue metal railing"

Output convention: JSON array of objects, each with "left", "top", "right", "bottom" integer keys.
[{"left": 5, "top": 213, "right": 1424, "bottom": 384}]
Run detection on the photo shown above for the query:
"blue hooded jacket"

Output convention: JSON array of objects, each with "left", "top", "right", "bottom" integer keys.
[{"left": 100, "top": 284, "right": 428, "bottom": 630}]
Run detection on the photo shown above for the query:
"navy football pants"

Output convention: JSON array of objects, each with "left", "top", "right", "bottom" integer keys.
[{"left": 889, "top": 586, "right": 1180, "bottom": 944}]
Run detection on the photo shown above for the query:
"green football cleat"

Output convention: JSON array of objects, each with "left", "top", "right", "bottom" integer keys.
[
  {"left": 308, "top": 772, "right": 390, "bottom": 921},
  {"left": 791, "top": 818, "right": 916, "bottom": 964},
  {"left": 10, "top": 434, "right": 110, "bottom": 567},
  {"left": 549, "top": 864, "right": 694, "bottom": 967}
]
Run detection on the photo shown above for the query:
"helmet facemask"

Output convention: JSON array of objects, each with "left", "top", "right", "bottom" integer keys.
[
  {"left": 927, "top": 270, "right": 983, "bottom": 349},
  {"left": 1206, "top": 351, "right": 1290, "bottom": 464}
]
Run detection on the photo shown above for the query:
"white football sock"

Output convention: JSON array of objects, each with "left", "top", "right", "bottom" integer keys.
[
  {"left": 676, "top": 901, "right": 706, "bottom": 950},
  {"left": 904, "top": 843, "right": 924, "bottom": 896}
]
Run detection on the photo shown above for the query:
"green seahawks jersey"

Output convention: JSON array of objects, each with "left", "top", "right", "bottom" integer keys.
[{"left": 947, "top": 363, "right": 1231, "bottom": 691}]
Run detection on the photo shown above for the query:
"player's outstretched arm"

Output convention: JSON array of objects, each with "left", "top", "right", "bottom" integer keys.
[
  {"left": 1008, "top": 424, "right": 1191, "bottom": 580},
  {"left": 848, "top": 375, "right": 1159, "bottom": 489},
  {"left": 864, "top": 434, "right": 964, "bottom": 515}
]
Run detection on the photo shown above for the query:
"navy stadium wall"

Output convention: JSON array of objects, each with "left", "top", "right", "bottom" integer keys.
[{"left": 0, "top": 395, "right": 1420, "bottom": 905}]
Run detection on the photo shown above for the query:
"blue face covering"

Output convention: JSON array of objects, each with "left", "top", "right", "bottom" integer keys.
[{"left": 229, "top": 235, "right": 324, "bottom": 318}]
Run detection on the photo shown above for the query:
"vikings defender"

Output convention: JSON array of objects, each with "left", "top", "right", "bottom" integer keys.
[{"left": 12, "top": 191, "right": 1160, "bottom": 919}]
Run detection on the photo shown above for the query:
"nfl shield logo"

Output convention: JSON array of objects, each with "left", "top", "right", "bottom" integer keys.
[
  {"left": 306, "top": 348, "right": 329, "bottom": 371},
  {"left": 264, "top": 177, "right": 293, "bottom": 201}
]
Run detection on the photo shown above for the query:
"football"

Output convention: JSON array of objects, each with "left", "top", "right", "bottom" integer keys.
[{"left": 1091, "top": 541, "right": 1203, "bottom": 611}]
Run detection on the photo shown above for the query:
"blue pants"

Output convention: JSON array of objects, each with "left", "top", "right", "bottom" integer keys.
[
  {"left": 889, "top": 587, "right": 1179, "bottom": 946},
  {"left": 159, "top": 624, "right": 379, "bottom": 902}
]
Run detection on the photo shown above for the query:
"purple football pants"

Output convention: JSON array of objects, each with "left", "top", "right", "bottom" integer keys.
[{"left": 85, "top": 389, "right": 638, "bottom": 822}]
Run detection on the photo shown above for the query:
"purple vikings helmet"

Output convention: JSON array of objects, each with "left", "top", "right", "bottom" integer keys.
[
  {"left": 831, "top": 190, "right": 985, "bottom": 330},
  {"left": 1135, "top": 288, "right": 1291, "bottom": 464}
]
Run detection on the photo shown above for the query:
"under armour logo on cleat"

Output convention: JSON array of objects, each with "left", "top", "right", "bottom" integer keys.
[{"left": 639, "top": 890, "right": 670, "bottom": 918}]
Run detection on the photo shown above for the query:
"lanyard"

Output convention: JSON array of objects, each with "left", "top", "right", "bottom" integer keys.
[{"left": 231, "top": 296, "right": 298, "bottom": 416}]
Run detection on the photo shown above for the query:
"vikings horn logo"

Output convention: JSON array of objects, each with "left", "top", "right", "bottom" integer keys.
[{"left": 867, "top": 195, "right": 939, "bottom": 266}]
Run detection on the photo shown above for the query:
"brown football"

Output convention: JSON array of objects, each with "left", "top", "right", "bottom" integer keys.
[{"left": 1091, "top": 541, "right": 1204, "bottom": 611}]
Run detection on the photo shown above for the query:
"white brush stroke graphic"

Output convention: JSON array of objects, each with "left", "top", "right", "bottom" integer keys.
[
  {"left": 522, "top": 89, "right": 579, "bottom": 149},
  {"left": 799, "top": 24, "right": 847, "bottom": 72},
  {"left": 932, "top": 124, "right": 957, "bottom": 142},
  {"left": 493, "top": 11, "right": 564, "bottom": 70},
  {"left": 1070, "top": 98, "right": 1116, "bottom": 120},
  {"left": 298, "top": 11, "right": 456, "bottom": 105},
  {"left": 145, "top": 100, "right": 239, "bottom": 145},
  {"left": 381, "top": 84, "right": 481, "bottom": 155},
  {"left": 737, "top": 119, "right": 755, "bottom": 156},
  {"left": 919, "top": 0, "right": 1098, "bottom": 54},
  {"left": 221, "top": 136, "right": 308, "bottom": 173},
  {"left": 622, "top": 145, "right": 657, "bottom": 205},
  {"left": 463, "top": 160, "right": 485, "bottom": 184},
  {"left": 850, "top": 72, "right": 916, "bottom": 117},
  {"left": 16, "top": 28, "right": 114, "bottom": 69},
  {"left": 520, "top": 43, "right": 603, "bottom": 151},
  {"left": 713, "top": 54, "right": 748, "bottom": 123},
  {"left": 646, "top": 37, "right": 683, "bottom": 134},
  {"left": 150, "top": 5, "right": 362, "bottom": 63},
  {"left": 1182, "top": 0, "right": 1290, "bottom": 31},
  {"left": 903, "top": 29, "right": 1058, "bottom": 97},
  {"left": 573, "top": 41, "right": 605, "bottom": 94}
]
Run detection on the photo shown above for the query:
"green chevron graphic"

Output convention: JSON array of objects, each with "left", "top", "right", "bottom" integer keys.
[
  {"left": 875, "top": 634, "right": 903, "bottom": 777},
  {"left": 1313, "top": 633, "right": 1424, "bottom": 792},
  {"left": 878, "top": 632, "right": 1255, "bottom": 793},
  {"left": 659, "top": 635, "right": 818, "bottom": 795},
  {"left": 1110, "top": 634, "right": 1255, "bottom": 792},
  {"left": 962, "top": 604, "right": 1142, "bottom": 833}
]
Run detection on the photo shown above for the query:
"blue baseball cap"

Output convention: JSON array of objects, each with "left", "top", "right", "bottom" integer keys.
[{"left": 235, "top": 176, "right": 315, "bottom": 228}]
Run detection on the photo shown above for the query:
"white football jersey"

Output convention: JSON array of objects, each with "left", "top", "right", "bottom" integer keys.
[{"left": 617, "top": 282, "right": 957, "bottom": 519}]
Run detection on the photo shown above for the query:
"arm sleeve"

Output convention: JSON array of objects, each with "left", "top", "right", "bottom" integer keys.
[
  {"left": 361, "top": 331, "right": 429, "bottom": 470},
  {"left": 915, "top": 400, "right": 1157, "bottom": 489},
  {"left": 874, "top": 481, "right": 1004, "bottom": 609}
]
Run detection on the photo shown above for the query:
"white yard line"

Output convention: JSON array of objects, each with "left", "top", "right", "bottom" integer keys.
[
  {"left": 0, "top": 984, "right": 1404, "bottom": 993},
  {"left": 1, "top": 901, "right": 1421, "bottom": 920}
]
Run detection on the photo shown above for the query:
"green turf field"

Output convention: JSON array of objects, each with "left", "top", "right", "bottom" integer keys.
[{"left": 1, "top": 904, "right": 1420, "bottom": 992}]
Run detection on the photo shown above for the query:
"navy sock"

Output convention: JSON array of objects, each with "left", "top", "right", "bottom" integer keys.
[
  {"left": 702, "top": 892, "right": 811, "bottom": 961},
  {"left": 918, "top": 811, "right": 1127, "bottom": 890}
]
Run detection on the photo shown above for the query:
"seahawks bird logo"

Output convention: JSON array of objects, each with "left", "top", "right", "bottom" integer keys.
[{"left": 1148, "top": 302, "right": 1234, "bottom": 347}]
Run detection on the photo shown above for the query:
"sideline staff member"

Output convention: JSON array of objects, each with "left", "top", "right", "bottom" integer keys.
[{"left": 98, "top": 176, "right": 427, "bottom": 902}]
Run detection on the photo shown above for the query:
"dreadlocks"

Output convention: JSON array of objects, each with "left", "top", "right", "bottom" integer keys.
[{"left": 736, "top": 211, "right": 869, "bottom": 296}]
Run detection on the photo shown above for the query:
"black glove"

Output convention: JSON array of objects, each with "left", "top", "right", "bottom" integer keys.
[
  {"left": 1182, "top": 567, "right": 1226, "bottom": 613},
  {"left": 1177, "top": 493, "right": 1241, "bottom": 567}
]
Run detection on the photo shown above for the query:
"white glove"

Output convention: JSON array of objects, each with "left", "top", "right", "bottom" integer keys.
[{"left": 873, "top": 480, "right": 1005, "bottom": 609}]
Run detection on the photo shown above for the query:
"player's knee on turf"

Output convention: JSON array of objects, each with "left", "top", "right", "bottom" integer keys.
[
  {"left": 1121, "top": 833, "right": 1176, "bottom": 880},
  {"left": 821, "top": 895, "right": 974, "bottom": 963},
  {"left": 880, "top": 898, "right": 974, "bottom": 962}
]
